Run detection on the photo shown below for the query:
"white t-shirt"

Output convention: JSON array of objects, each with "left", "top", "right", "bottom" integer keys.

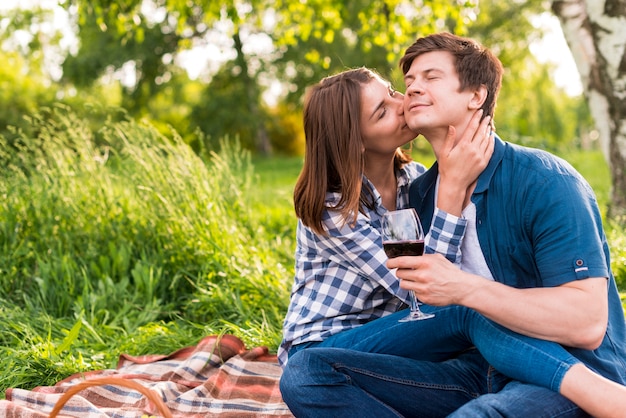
[{"left": 435, "top": 176, "right": 493, "bottom": 280}]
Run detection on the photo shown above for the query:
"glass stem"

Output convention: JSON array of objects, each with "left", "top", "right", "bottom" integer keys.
[{"left": 409, "top": 291, "right": 420, "bottom": 311}]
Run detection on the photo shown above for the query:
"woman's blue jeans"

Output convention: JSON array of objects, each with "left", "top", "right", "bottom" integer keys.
[{"left": 280, "top": 305, "right": 587, "bottom": 417}]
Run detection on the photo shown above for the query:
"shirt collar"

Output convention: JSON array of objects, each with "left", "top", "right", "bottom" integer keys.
[
  {"left": 474, "top": 134, "right": 505, "bottom": 194},
  {"left": 397, "top": 163, "right": 416, "bottom": 187}
]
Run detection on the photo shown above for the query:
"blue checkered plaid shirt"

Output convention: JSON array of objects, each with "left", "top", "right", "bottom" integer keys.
[{"left": 278, "top": 162, "right": 467, "bottom": 366}]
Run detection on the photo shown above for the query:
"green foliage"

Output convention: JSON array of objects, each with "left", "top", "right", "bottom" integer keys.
[
  {"left": 0, "top": 10, "right": 126, "bottom": 143},
  {"left": 0, "top": 107, "right": 294, "bottom": 393},
  {"left": 55, "top": 0, "right": 487, "bottom": 153},
  {"left": 0, "top": 50, "right": 56, "bottom": 135},
  {"left": 265, "top": 104, "right": 306, "bottom": 156},
  {"left": 190, "top": 67, "right": 268, "bottom": 152},
  {"left": 608, "top": 222, "right": 626, "bottom": 290},
  {"left": 272, "top": 0, "right": 477, "bottom": 105},
  {"left": 462, "top": 0, "right": 595, "bottom": 152},
  {"left": 141, "top": 72, "right": 203, "bottom": 145},
  {"left": 3, "top": 0, "right": 594, "bottom": 158},
  {"left": 495, "top": 62, "right": 593, "bottom": 151},
  {"left": 0, "top": 308, "right": 114, "bottom": 390},
  {"left": 62, "top": 0, "right": 183, "bottom": 112},
  {"left": 467, "top": 0, "right": 548, "bottom": 67}
]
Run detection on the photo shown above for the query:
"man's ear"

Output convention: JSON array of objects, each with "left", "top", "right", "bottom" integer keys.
[{"left": 468, "top": 84, "right": 488, "bottom": 110}]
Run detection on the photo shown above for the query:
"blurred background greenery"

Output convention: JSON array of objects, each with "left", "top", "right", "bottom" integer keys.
[{"left": 0, "top": 0, "right": 595, "bottom": 157}]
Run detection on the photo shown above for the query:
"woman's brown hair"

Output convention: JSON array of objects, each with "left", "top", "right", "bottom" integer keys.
[{"left": 294, "top": 68, "right": 412, "bottom": 235}]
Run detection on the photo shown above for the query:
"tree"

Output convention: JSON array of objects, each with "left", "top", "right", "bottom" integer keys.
[
  {"left": 61, "top": 1, "right": 182, "bottom": 112},
  {"left": 552, "top": 0, "right": 626, "bottom": 220},
  {"left": 464, "top": 0, "right": 592, "bottom": 151},
  {"left": 0, "top": 6, "right": 116, "bottom": 140}
]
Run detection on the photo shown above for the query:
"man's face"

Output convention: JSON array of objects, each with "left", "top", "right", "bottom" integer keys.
[{"left": 403, "top": 51, "right": 475, "bottom": 138}]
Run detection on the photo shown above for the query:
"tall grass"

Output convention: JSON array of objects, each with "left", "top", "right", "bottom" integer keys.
[{"left": 0, "top": 106, "right": 294, "bottom": 392}]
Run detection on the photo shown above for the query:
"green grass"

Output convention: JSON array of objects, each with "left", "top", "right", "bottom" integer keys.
[
  {"left": 0, "top": 106, "right": 624, "bottom": 396},
  {"left": 0, "top": 106, "right": 294, "bottom": 392}
]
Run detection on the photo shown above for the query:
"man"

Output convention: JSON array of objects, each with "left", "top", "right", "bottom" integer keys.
[{"left": 280, "top": 33, "right": 626, "bottom": 417}]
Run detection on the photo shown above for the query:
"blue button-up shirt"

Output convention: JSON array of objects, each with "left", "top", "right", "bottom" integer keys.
[
  {"left": 279, "top": 162, "right": 468, "bottom": 366},
  {"left": 410, "top": 136, "right": 626, "bottom": 383}
]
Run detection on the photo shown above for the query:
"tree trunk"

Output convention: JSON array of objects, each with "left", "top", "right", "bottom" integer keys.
[
  {"left": 552, "top": 0, "right": 626, "bottom": 221},
  {"left": 232, "top": 32, "right": 272, "bottom": 156}
]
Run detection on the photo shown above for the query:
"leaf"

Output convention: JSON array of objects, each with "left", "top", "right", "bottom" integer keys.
[{"left": 55, "top": 317, "right": 83, "bottom": 355}]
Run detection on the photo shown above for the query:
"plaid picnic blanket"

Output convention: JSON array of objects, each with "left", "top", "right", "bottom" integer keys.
[{"left": 0, "top": 334, "right": 294, "bottom": 417}]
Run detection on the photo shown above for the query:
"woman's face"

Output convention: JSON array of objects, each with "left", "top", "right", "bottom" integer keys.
[{"left": 359, "top": 76, "right": 417, "bottom": 157}]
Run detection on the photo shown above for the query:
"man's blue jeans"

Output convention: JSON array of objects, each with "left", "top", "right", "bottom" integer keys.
[
  {"left": 281, "top": 305, "right": 588, "bottom": 417},
  {"left": 280, "top": 348, "right": 587, "bottom": 417}
]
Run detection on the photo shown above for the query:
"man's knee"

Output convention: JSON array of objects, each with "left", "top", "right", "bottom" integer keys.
[
  {"left": 448, "top": 393, "right": 511, "bottom": 418},
  {"left": 279, "top": 351, "right": 306, "bottom": 402}
]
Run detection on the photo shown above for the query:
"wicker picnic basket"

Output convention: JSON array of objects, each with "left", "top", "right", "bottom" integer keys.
[{"left": 48, "top": 376, "right": 173, "bottom": 418}]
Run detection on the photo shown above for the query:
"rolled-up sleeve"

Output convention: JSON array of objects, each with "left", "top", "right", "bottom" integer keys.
[{"left": 425, "top": 208, "right": 467, "bottom": 265}]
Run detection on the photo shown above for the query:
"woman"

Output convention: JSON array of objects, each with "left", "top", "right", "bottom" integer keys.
[
  {"left": 279, "top": 66, "right": 491, "bottom": 363},
  {"left": 279, "top": 67, "right": 626, "bottom": 416}
]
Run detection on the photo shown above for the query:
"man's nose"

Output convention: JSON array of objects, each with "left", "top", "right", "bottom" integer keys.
[{"left": 406, "top": 81, "right": 422, "bottom": 96}]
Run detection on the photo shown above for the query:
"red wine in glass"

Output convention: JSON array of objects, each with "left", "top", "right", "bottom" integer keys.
[{"left": 383, "top": 240, "right": 425, "bottom": 258}]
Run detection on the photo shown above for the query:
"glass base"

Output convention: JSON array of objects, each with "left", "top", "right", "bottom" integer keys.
[{"left": 398, "top": 310, "right": 435, "bottom": 322}]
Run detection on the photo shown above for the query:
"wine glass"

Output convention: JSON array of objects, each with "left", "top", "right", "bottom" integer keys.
[{"left": 381, "top": 208, "right": 434, "bottom": 321}]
